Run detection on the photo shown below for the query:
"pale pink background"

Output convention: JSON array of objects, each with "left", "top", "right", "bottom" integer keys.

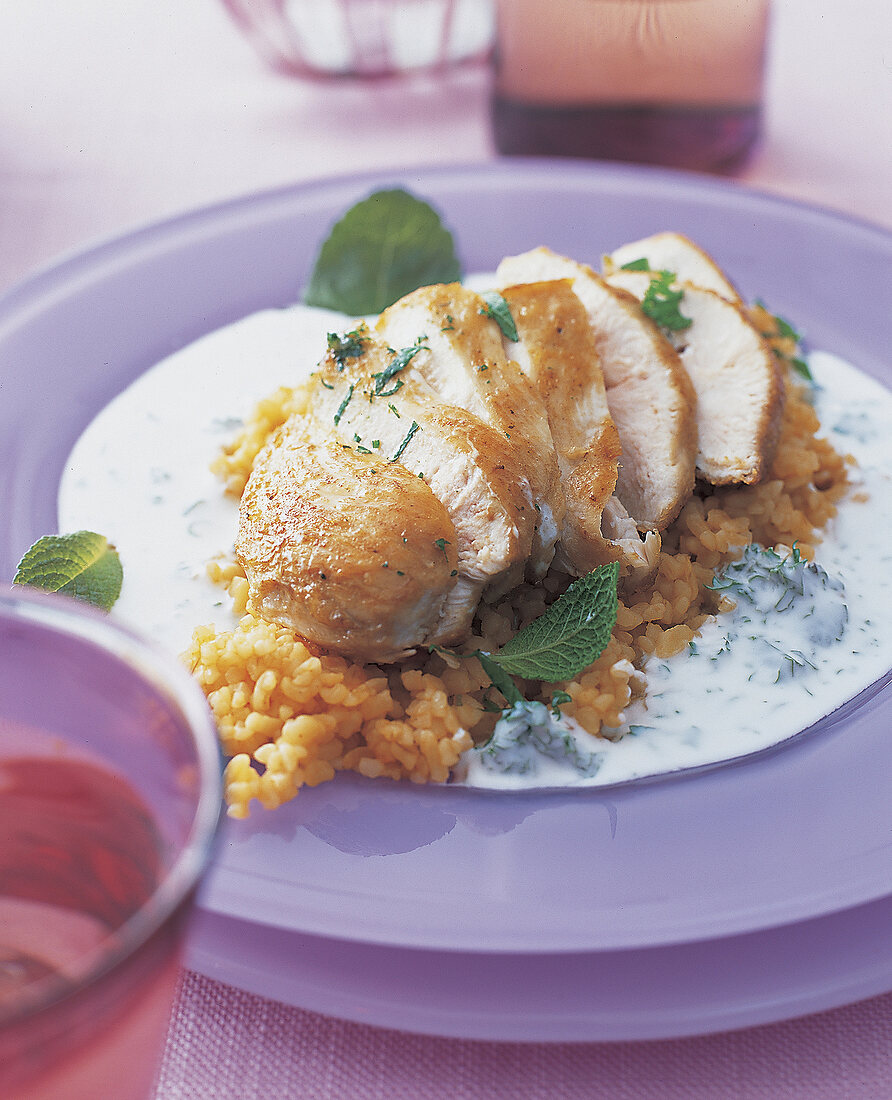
[{"left": 2, "top": 1, "right": 891, "bottom": 1096}]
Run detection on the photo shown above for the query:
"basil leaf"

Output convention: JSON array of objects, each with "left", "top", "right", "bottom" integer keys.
[
  {"left": 14, "top": 531, "right": 123, "bottom": 611},
  {"left": 479, "top": 290, "right": 519, "bottom": 342},
  {"left": 304, "top": 189, "right": 462, "bottom": 315}
]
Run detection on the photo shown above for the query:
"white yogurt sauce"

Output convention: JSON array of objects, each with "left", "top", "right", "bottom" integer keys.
[{"left": 58, "top": 310, "right": 892, "bottom": 792}]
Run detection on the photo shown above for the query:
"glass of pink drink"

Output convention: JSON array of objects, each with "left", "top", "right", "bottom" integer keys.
[{"left": 0, "top": 586, "right": 221, "bottom": 1099}]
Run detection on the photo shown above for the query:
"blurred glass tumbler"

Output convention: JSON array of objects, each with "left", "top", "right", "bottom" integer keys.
[
  {"left": 222, "top": 0, "right": 495, "bottom": 77},
  {"left": 492, "top": 0, "right": 771, "bottom": 172},
  {"left": 0, "top": 587, "right": 221, "bottom": 1099}
]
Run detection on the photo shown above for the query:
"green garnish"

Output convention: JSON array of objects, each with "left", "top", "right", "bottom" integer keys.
[
  {"left": 391, "top": 420, "right": 421, "bottom": 463},
  {"left": 709, "top": 543, "right": 847, "bottom": 645},
  {"left": 479, "top": 290, "right": 519, "bottom": 342},
  {"left": 754, "top": 299, "right": 813, "bottom": 382},
  {"left": 466, "top": 563, "right": 619, "bottom": 707},
  {"left": 333, "top": 383, "right": 355, "bottom": 425},
  {"left": 371, "top": 343, "right": 426, "bottom": 397},
  {"left": 433, "top": 536, "right": 451, "bottom": 556},
  {"left": 486, "top": 561, "right": 619, "bottom": 683},
  {"left": 14, "top": 531, "right": 123, "bottom": 612},
  {"left": 550, "top": 689, "right": 573, "bottom": 717},
  {"left": 620, "top": 257, "right": 651, "bottom": 272},
  {"left": 640, "top": 269, "right": 692, "bottom": 332},
  {"left": 304, "top": 189, "right": 462, "bottom": 315},
  {"left": 476, "top": 699, "right": 601, "bottom": 777},
  {"left": 327, "top": 328, "right": 368, "bottom": 368}
]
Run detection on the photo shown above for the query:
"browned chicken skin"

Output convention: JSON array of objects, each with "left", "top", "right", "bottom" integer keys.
[
  {"left": 234, "top": 235, "right": 771, "bottom": 664},
  {"left": 496, "top": 248, "right": 698, "bottom": 533},
  {"left": 237, "top": 425, "right": 460, "bottom": 663},
  {"left": 376, "top": 283, "right": 565, "bottom": 577},
  {"left": 498, "top": 279, "right": 659, "bottom": 583}
]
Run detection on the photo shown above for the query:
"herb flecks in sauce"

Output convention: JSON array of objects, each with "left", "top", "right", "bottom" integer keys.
[
  {"left": 708, "top": 543, "right": 848, "bottom": 683},
  {"left": 477, "top": 700, "right": 602, "bottom": 778}
]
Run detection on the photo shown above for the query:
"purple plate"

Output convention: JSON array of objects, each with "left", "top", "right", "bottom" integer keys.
[{"left": 2, "top": 162, "right": 891, "bottom": 1036}]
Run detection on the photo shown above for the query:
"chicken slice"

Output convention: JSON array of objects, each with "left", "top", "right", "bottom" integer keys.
[
  {"left": 375, "top": 283, "right": 564, "bottom": 577},
  {"left": 498, "top": 279, "right": 660, "bottom": 584},
  {"left": 496, "top": 248, "right": 697, "bottom": 532},
  {"left": 607, "top": 270, "right": 785, "bottom": 485},
  {"left": 308, "top": 331, "right": 538, "bottom": 635},
  {"left": 604, "top": 231, "right": 742, "bottom": 303},
  {"left": 237, "top": 424, "right": 460, "bottom": 663}
]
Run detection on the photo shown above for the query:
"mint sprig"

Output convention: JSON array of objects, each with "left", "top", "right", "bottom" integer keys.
[
  {"left": 304, "top": 189, "right": 462, "bottom": 315},
  {"left": 14, "top": 531, "right": 123, "bottom": 611}
]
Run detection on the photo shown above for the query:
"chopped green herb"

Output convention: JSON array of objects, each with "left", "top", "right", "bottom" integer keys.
[
  {"left": 640, "top": 269, "right": 692, "bottom": 332},
  {"left": 479, "top": 290, "right": 519, "bottom": 342},
  {"left": 550, "top": 689, "right": 573, "bottom": 717},
  {"left": 371, "top": 343, "right": 425, "bottom": 397},
  {"left": 333, "top": 383, "right": 355, "bottom": 425},
  {"left": 327, "top": 328, "right": 367, "bottom": 369},
  {"left": 755, "top": 299, "right": 813, "bottom": 382},
  {"left": 14, "top": 531, "right": 123, "bottom": 612},
  {"left": 433, "top": 536, "right": 450, "bottom": 556},
  {"left": 789, "top": 357, "right": 813, "bottom": 381},
  {"left": 391, "top": 420, "right": 421, "bottom": 463},
  {"left": 388, "top": 403, "right": 401, "bottom": 418},
  {"left": 304, "top": 189, "right": 462, "bottom": 315},
  {"left": 620, "top": 257, "right": 651, "bottom": 272}
]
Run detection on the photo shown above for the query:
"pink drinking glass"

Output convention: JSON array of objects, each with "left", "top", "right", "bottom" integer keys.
[
  {"left": 220, "top": 0, "right": 495, "bottom": 78},
  {"left": 0, "top": 586, "right": 221, "bottom": 1099}
]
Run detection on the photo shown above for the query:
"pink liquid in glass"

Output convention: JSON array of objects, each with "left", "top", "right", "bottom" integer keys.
[{"left": 0, "top": 589, "right": 220, "bottom": 1098}]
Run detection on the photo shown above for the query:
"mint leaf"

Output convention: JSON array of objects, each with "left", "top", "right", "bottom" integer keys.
[
  {"left": 620, "top": 257, "right": 651, "bottom": 272},
  {"left": 479, "top": 290, "right": 519, "bottom": 342},
  {"left": 304, "top": 189, "right": 462, "bottom": 315},
  {"left": 488, "top": 561, "right": 619, "bottom": 683},
  {"left": 641, "top": 270, "right": 692, "bottom": 332},
  {"left": 14, "top": 531, "right": 123, "bottom": 611}
]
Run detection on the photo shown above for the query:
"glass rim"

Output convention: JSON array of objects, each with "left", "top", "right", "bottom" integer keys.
[{"left": 0, "top": 583, "right": 222, "bottom": 1026}]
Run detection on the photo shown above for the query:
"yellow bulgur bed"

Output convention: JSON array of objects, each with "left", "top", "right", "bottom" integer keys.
[{"left": 187, "top": 314, "right": 852, "bottom": 818}]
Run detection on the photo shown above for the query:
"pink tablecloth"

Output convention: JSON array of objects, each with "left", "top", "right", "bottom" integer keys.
[{"left": 3, "top": 2, "right": 891, "bottom": 1096}]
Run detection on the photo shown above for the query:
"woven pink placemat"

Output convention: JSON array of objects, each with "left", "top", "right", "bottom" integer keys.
[{"left": 154, "top": 971, "right": 892, "bottom": 1099}]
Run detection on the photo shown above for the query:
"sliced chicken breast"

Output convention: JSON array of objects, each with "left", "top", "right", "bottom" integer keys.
[
  {"left": 376, "top": 283, "right": 564, "bottom": 576},
  {"left": 498, "top": 279, "right": 660, "bottom": 584},
  {"left": 496, "top": 248, "right": 697, "bottom": 533},
  {"left": 237, "top": 425, "right": 460, "bottom": 663},
  {"left": 607, "top": 270, "right": 785, "bottom": 485},
  {"left": 604, "top": 231, "right": 742, "bottom": 302}
]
